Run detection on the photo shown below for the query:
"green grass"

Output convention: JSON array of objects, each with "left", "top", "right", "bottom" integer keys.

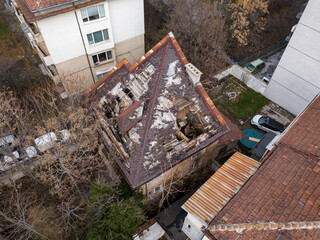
[
  {"left": 0, "top": 21, "right": 11, "bottom": 39},
  {"left": 222, "top": 88, "right": 269, "bottom": 119}
]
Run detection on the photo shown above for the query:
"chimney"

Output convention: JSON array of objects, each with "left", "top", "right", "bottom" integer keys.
[{"left": 185, "top": 63, "right": 202, "bottom": 86}]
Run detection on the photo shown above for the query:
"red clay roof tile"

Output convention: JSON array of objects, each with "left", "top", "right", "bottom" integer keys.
[{"left": 207, "top": 95, "right": 320, "bottom": 240}]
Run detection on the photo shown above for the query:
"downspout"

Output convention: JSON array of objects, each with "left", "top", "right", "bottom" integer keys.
[{"left": 74, "top": 9, "right": 96, "bottom": 83}]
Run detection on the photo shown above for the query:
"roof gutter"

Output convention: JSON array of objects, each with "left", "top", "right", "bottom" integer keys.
[{"left": 23, "top": 0, "right": 86, "bottom": 13}]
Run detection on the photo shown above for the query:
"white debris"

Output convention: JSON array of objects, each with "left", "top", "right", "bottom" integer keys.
[
  {"left": 165, "top": 60, "right": 182, "bottom": 87},
  {"left": 151, "top": 110, "right": 176, "bottom": 129},
  {"left": 109, "top": 82, "right": 123, "bottom": 96},
  {"left": 166, "top": 76, "right": 182, "bottom": 87},
  {"left": 129, "top": 106, "right": 144, "bottom": 120},
  {"left": 128, "top": 128, "right": 141, "bottom": 143},
  {"left": 167, "top": 60, "right": 179, "bottom": 77},
  {"left": 149, "top": 141, "right": 157, "bottom": 149},
  {"left": 157, "top": 96, "right": 173, "bottom": 110},
  {"left": 148, "top": 160, "right": 160, "bottom": 169}
]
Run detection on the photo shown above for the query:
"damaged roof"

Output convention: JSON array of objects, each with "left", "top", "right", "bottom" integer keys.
[
  {"left": 206, "top": 95, "right": 320, "bottom": 240},
  {"left": 90, "top": 32, "right": 242, "bottom": 189}
]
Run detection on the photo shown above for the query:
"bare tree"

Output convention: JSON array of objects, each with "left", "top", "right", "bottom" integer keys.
[
  {"left": 166, "top": 0, "right": 229, "bottom": 77},
  {"left": 227, "top": 0, "right": 269, "bottom": 47},
  {"left": 0, "top": 181, "right": 47, "bottom": 239},
  {"left": 0, "top": 85, "right": 114, "bottom": 238}
]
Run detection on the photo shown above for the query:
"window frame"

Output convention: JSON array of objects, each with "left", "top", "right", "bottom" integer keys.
[
  {"left": 92, "top": 49, "right": 113, "bottom": 64},
  {"left": 96, "top": 68, "right": 112, "bottom": 81},
  {"left": 87, "top": 29, "right": 109, "bottom": 45},
  {"left": 81, "top": 4, "right": 105, "bottom": 23}
]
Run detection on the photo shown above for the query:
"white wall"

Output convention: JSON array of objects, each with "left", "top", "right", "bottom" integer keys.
[
  {"left": 182, "top": 213, "right": 205, "bottom": 240},
  {"left": 264, "top": 0, "right": 320, "bottom": 115},
  {"left": 133, "top": 222, "right": 165, "bottom": 240},
  {"left": 76, "top": 1, "right": 115, "bottom": 55},
  {"left": 213, "top": 65, "right": 267, "bottom": 94},
  {"left": 37, "top": 11, "right": 86, "bottom": 64},
  {"left": 108, "top": 0, "right": 145, "bottom": 44},
  {"left": 37, "top": 1, "right": 115, "bottom": 64}
]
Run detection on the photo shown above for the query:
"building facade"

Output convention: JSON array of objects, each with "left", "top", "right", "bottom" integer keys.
[
  {"left": 264, "top": 0, "right": 320, "bottom": 115},
  {"left": 12, "top": 0, "right": 145, "bottom": 93}
]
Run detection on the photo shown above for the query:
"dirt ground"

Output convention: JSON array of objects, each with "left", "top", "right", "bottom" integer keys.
[
  {"left": 0, "top": 0, "right": 48, "bottom": 95},
  {"left": 206, "top": 76, "right": 294, "bottom": 132}
]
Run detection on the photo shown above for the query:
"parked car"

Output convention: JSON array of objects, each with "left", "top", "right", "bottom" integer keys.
[
  {"left": 251, "top": 115, "right": 285, "bottom": 134},
  {"left": 244, "top": 59, "right": 265, "bottom": 74},
  {"left": 34, "top": 130, "right": 70, "bottom": 153}
]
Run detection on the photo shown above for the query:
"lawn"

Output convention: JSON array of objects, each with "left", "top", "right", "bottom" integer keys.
[
  {"left": 222, "top": 88, "right": 269, "bottom": 120},
  {"left": 0, "top": 18, "right": 10, "bottom": 39}
]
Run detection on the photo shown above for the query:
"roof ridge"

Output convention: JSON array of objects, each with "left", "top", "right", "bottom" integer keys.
[{"left": 132, "top": 42, "right": 170, "bottom": 188}]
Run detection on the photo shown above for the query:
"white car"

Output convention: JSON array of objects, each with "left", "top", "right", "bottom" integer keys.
[
  {"left": 251, "top": 115, "right": 285, "bottom": 134},
  {"left": 34, "top": 130, "right": 70, "bottom": 153}
]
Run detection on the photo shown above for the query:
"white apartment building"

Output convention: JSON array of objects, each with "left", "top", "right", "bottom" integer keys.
[
  {"left": 264, "top": 0, "right": 320, "bottom": 115},
  {"left": 12, "top": 0, "right": 145, "bottom": 93}
]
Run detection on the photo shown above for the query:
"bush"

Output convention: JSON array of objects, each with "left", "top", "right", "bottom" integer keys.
[{"left": 87, "top": 183, "right": 146, "bottom": 240}]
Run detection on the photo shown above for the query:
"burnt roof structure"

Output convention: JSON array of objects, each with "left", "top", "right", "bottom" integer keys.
[
  {"left": 89, "top": 33, "right": 243, "bottom": 189},
  {"left": 205, "top": 95, "right": 320, "bottom": 240}
]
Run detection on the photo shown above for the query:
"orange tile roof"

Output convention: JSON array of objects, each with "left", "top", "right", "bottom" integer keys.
[
  {"left": 182, "top": 152, "right": 260, "bottom": 225},
  {"left": 207, "top": 95, "right": 320, "bottom": 240}
]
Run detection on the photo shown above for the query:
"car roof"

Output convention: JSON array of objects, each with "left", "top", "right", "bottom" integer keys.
[
  {"left": 266, "top": 118, "right": 285, "bottom": 131},
  {"left": 250, "top": 59, "right": 264, "bottom": 67}
]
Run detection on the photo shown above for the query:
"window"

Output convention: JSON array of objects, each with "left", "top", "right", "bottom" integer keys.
[
  {"left": 81, "top": 4, "right": 105, "bottom": 22},
  {"left": 87, "top": 29, "right": 109, "bottom": 45},
  {"left": 92, "top": 50, "right": 112, "bottom": 64},
  {"left": 96, "top": 70, "right": 109, "bottom": 81},
  {"left": 155, "top": 184, "right": 163, "bottom": 193}
]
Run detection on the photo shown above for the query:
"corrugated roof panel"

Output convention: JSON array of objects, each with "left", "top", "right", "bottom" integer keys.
[{"left": 182, "top": 152, "right": 260, "bottom": 225}]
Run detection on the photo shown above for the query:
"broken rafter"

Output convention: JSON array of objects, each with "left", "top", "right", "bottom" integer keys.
[{"left": 94, "top": 108, "right": 129, "bottom": 160}]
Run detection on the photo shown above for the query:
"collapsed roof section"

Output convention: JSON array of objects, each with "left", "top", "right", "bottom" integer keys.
[{"left": 90, "top": 32, "right": 231, "bottom": 188}]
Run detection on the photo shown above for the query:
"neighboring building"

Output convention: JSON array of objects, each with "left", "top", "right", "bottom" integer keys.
[
  {"left": 264, "top": 0, "right": 320, "bottom": 115},
  {"left": 181, "top": 152, "right": 261, "bottom": 240},
  {"left": 181, "top": 94, "right": 320, "bottom": 240},
  {"left": 12, "top": 0, "right": 145, "bottom": 93},
  {"left": 88, "top": 32, "right": 244, "bottom": 198}
]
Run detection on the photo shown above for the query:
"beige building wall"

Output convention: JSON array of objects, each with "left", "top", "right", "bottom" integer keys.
[
  {"left": 114, "top": 34, "right": 145, "bottom": 64},
  {"left": 55, "top": 34, "right": 145, "bottom": 94}
]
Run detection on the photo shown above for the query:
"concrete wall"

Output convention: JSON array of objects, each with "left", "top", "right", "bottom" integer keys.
[
  {"left": 109, "top": 0, "right": 145, "bottom": 44},
  {"left": 133, "top": 222, "right": 165, "bottom": 240},
  {"left": 214, "top": 65, "right": 267, "bottom": 94},
  {"left": 182, "top": 213, "right": 205, "bottom": 240},
  {"left": 115, "top": 34, "right": 145, "bottom": 64},
  {"left": 264, "top": 0, "right": 320, "bottom": 115}
]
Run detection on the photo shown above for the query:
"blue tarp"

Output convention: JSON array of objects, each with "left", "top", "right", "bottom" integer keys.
[{"left": 240, "top": 129, "right": 264, "bottom": 149}]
